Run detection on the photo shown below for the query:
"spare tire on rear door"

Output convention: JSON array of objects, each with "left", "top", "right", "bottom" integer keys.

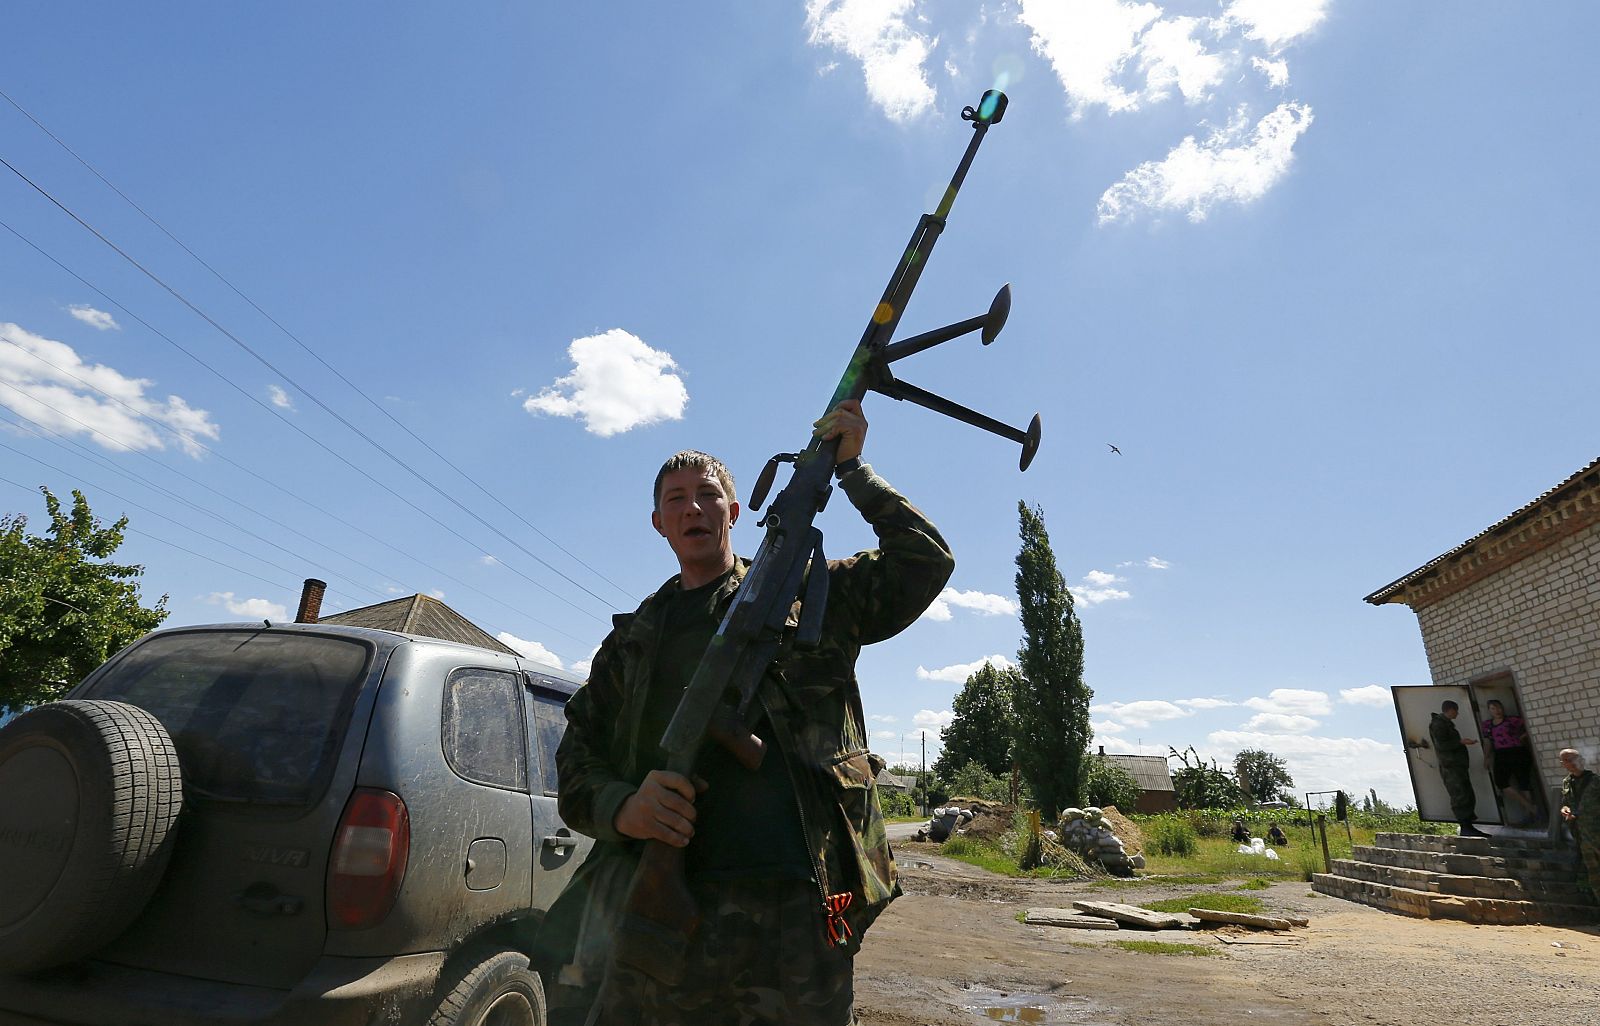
[{"left": 0, "top": 699, "right": 183, "bottom": 973}]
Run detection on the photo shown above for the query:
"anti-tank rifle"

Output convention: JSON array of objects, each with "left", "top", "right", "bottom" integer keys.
[{"left": 614, "top": 89, "right": 1041, "bottom": 985}]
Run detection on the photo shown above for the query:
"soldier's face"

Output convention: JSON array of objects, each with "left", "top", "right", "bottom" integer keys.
[{"left": 653, "top": 468, "right": 739, "bottom": 572}]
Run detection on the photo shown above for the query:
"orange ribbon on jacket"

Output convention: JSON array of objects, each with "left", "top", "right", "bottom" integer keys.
[{"left": 824, "top": 892, "right": 854, "bottom": 947}]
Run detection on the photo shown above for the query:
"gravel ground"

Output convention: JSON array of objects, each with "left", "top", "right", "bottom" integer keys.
[{"left": 853, "top": 849, "right": 1599, "bottom": 1026}]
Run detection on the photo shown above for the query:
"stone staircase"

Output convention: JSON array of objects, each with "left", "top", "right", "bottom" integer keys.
[{"left": 1312, "top": 832, "right": 1596, "bottom": 925}]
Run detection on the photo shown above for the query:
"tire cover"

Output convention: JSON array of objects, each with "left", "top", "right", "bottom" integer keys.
[{"left": 0, "top": 700, "right": 183, "bottom": 973}]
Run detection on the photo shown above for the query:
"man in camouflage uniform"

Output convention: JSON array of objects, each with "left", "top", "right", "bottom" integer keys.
[
  {"left": 542, "top": 399, "right": 953, "bottom": 1026},
  {"left": 1558, "top": 748, "right": 1599, "bottom": 900},
  {"left": 1428, "top": 700, "right": 1485, "bottom": 837}
]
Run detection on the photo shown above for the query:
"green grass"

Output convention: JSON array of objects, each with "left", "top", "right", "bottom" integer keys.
[
  {"left": 1237, "top": 878, "right": 1272, "bottom": 890},
  {"left": 1089, "top": 872, "right": 1225, "bottom": 889},
  {"left": 1111, "top": 940, "right": 1217, "bottom": 957},
  {"left": 1140, "top": 892, "right": 1264, "bottom": 915},
  {"left": 938, "top": 834, "right": 1095, "bottom": 880},
  {"left": 1137, "top": 837, "right": 1324, "bottom": 880}
]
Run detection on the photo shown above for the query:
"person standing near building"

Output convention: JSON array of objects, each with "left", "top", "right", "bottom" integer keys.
[
  {"left": 1481, "top": 699, "right": 1538, "bottom": 825},
  {"left": 1558, "top": 748, "right": 1598, "bottom": 899},
  {"left": 1429, "top": 700, "right": 1484, "bottom": 837}
]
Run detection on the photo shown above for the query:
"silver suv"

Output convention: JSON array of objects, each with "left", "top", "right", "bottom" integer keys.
[{"left": 0, "top": 622, "right": 592, "bottom": 1026}]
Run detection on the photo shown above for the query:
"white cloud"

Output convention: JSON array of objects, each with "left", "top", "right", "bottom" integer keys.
[
  {"left": 1091, "top": 719, "right": 1127, "bottom": 734},
  {"left": 1340, "top": 684, "right": 1393, "bottom": 708},
  {"left": 206, "top": 592, "right": 288, "bottom": 621},
  {"left": 914, "top": 708, "right": 954, "bottom": 733},
  {"left": 920, "top": 586, "right": 1018, "bottom": 622},
  {"left": 268, "top": 384, "right": 295, "bottom": 410},
  {"left": 1139, "top": 15, "right": 1227, "bottom": 104},
  {"left": 1018, "top": 0, "right": 1161, "bottom": 115},
  {"left": 806, "top": 0, "right": 937, "bottom": 122},
  {"left": 1244, "top": 688, "right": 1332, "bottom": 717},
  {"left": 0, "top": 321, "right": 220, "bottom": 456},
  {"left": 1206, "top": 729, "right": 1408, "bottom": 801},
  {"left": 1098, "top": 102, "right": 1314, "bottom": 224},
  {"left": 872, "top": 729, "right": 899, "bottom": 742},
  {"left": 1089, "top": 699, "right": 1190, "bottom": 728},
  {"left": 1176, "top": 697, "right": 1236, "bottom": 710},
  {"left": 571, "top": 645, "right": 601, "bottom": 678},
  {"left": 1072, "top": 568, "right": 1131, "bottom": 605},
  {"left": 916, "top": 653, "right": 1014, "bottom": 683},
  {"left": 1251, "top": 55, "right": 1289, "bottom": 87},
  {"left": 524, "top": 329, "right": 687, "bottom": 437},
  {"left": 869, "top": 713, "right": 899, "bottom": 724},
  {"left": 479, "top": 554, "right": 500, "bottom": 566},
  {"left": 1224, "top": 0, "right": 1329, "bottom": 52},
  {"left": 428, "top": 589, "right": 445, "bottom": 599},
  {"left": 497, "top": 631, "right": 564, "bottom": 669},
  {"left": 1115, "top": 555, "right": 1171, "bottom": 570},
  {"left": 1094, "top": 734, "right": 1143, "bottom": 755},
  {"left": 1241, "top": 712, "right": 1318, "bottom": 733},
  {"left": 67, "top": 305, "right": 119, "bottom": 331}
]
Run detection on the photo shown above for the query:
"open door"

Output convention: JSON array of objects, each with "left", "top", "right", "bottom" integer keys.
[{"left": 1392, "top": 685, "right": 1502, "bottom": 824}]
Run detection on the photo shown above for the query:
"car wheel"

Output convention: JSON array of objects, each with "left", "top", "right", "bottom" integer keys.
[
  {"left": 0, "top": 700, "right": 182, "bottom": 973},
  {"left": 428, "top": 948, "right": 547, "bottom": 1026}
]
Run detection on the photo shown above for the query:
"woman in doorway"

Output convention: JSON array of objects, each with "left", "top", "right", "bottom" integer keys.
[{"left": 1482, "top": 699, "right": 1538, "bottom": 825}]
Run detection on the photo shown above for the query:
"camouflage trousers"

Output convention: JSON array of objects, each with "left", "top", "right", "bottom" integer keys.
[
  {"left": 586, "top": 878, "right": 855, "bottom": 1026},
  {"left": 1578, "top": 841, "right": 1600, "bottom": 900},
  {"left": 1440, "top": 763, "right": 1476, "bottom": 823}
]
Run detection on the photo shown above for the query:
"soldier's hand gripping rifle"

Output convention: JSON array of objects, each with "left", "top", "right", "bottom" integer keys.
[{"left": 614, "top": 90, "right": 1041, "bottom": 985}]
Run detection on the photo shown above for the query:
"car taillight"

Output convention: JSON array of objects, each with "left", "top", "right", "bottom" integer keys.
[{"left": 327, "top": 788, "right": 409, "bottom": 930}]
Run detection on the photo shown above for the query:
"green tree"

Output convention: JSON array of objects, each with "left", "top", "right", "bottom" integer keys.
[
  {"left": 1081, "top": 756, "right": 1141, "bottom": 810},
  {"left": 1010, "top": 501, "right": 1092, "bottom": 819},
  {"left": 1, "top": 487, "right": 168, "bottom": 712},
  {"left": 946, "top": 760, "right": 1009, "bottom": 803},
  {"left": 1233, "top": 747, "right": 1295, "bottom": 804},
  {"left": 932, "top": 661, "right": 1019, "bottom": 780},
  {"left": 1168, "top": 746, "right": 1243, "bottom": 809}
]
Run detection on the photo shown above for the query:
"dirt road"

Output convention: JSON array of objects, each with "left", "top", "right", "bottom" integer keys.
[{"left": 855, "top": 847, "right": 1599, "bottom": 1026}]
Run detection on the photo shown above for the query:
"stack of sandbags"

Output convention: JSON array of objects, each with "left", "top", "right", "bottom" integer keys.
[
  {"left": 1056, "top": 806, "right": 1138, "bottom": 876},
  {"left": 1099, "top": 805, "right": 1144, "bottom": 855}
]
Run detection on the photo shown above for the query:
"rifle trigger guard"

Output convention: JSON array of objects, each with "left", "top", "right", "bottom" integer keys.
[{"left": 796, "top": 530, "right": 829, "bottom": 649}]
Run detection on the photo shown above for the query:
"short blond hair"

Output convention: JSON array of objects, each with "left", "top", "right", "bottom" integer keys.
[{"left": 653, "top": 450, "right": 736, "bottom": 511}]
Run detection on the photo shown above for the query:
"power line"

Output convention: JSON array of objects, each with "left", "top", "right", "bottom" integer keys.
[
  {"left": 0, "top": 149, "right": 628, "bottom": 614},
  {"left": 1, "top": 472, "right": 299, "bottom": 596},
  {"left": 1, "top": 84, "right": 633, "bottom": 605},
  {"left": 0, "top": 331, "right": 587, "bottom": 645},
  {"left": 0, "top": 395, "right": 390, "bottom": 605},
  {"left": 0, "top": 215, "right": 610, "bottom": 627}
]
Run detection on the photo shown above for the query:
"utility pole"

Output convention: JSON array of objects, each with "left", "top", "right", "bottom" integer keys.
[{"left": 920, "top": 731, "right": 928, "bottom": 816}]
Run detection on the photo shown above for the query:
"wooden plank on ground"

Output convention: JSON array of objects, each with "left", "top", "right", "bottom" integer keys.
[
  {"left": 1024, "top": 908, "right": 1120, "bottom": 930},
  {"left": 1071, "top": 900, "right": 1185, "bottom": 929},
  {"left": 1188, "top": 908, "right": 1294, "bottom": 930}
]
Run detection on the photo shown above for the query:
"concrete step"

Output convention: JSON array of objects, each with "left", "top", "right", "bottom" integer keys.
[
  {"left": 1351, "top": 845, "right": 1578, "bottom": 883},
  {"left": 1312, "top": 873, "right": 1597, "bottom": 925},
  {"left": 1375, "top": 831, "right": 1564, "bottom": 859},
  {"left": 1328, "top": 859, "right": 1526, "bottom": 899}
]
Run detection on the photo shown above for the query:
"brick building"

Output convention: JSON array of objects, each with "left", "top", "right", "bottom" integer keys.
[{"left": 1365, "top": 457, "right": 1600, "bottom": 806}]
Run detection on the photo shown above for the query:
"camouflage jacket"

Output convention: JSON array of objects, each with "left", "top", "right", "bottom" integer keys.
[
  {"left": 1429, "top": 713, "right": 1469, "bottom": 768},
  {"left": 552, "top": 462, "right": 953, "bottom": 960},
  {"left": 1563, "top": 770, "right": 1600, "bottom": 837}
]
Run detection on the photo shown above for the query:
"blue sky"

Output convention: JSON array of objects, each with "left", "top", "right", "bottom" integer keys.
[{"left": 2, "top": 1, "right": 1595, "bottom": 803}]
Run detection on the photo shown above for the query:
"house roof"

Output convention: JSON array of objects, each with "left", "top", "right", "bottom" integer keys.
[
  {"left": 875, "top": 769, "right": 918, "bottom": 790},
  {"left": 1099, "top": 754, "right": 1174, "bottom": 792},
  {"left": 319, "top": 594, "right": 519, "bottom": 656},
  {"left": 1365, "top": 457, "right": 1600, "bottom": 609}
]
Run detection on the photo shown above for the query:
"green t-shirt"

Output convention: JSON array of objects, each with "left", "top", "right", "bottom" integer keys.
[{"left": 640, "top": 571, "right": 812, "bottom": 882}]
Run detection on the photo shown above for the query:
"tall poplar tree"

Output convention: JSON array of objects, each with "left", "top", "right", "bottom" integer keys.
[{"left": 1011, "top": 500, "right": 1091, "bottom": 818}]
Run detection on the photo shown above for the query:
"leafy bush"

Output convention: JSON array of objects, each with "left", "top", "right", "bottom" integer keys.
[
  {"left": 947, "top": 760, "right": 1010, "bottom": 803},
  {"left": 1081, "top": 758, "right": 1140, "bottom": 811},
  {"left": 1151, "top": 818, "right": 1198, "bottom": 857},
  {"left": 878, "top": 790, "right": 918, "bottom": 818}
]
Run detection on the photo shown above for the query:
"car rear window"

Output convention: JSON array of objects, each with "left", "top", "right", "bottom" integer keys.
[{"left": 85, "top": 630, "right": 372, "bottom": 805}]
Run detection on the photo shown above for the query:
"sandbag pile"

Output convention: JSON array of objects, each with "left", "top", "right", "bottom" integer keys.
[{"left": 1056, "top": 806, "right": 1141, "bottom": 876}]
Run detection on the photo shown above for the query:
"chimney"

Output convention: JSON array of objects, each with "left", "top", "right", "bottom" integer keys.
[
  {"left": 1098, "top": 745, "right": 1106, "bottom": 757},
  {"left": 295, "top": 578, "right": 328, "bottom": 624}
]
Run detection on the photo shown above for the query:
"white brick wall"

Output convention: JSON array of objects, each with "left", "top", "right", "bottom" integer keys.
[{"left": 1416, "top": 522, "right": 1600, "bottom": 794}]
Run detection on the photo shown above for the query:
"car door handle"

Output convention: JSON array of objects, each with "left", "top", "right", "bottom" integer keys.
[{"left": 542, "top": 834, "right": 577, "bottom": 851}]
